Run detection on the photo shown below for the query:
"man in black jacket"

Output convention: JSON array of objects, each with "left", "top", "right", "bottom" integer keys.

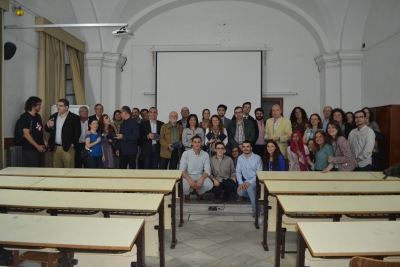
[
  {"left": 88, "top": 103, "right": 104, "bottom": 124},
  {"left": 116, "top": 106, "right": 140, "bottom": 169},
  {"left": 140, "top": 107, "right": 164, "bottom": 169},
  {"left": 45, "top": 99, "right": 80, "bottom": 168},
  {"left": 227, "top": 106, "right": 255, "bottom": 151}
]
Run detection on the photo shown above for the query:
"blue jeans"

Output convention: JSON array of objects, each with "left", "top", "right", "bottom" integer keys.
[
  {"left": 87, "top": 156, "right": 103, "bottom": 169},
  {"left": 143, "top": 146, "right": 160, "bottom": 169},
  {"left": 237, "top": 181, "right": 257, "bottom": 212}
]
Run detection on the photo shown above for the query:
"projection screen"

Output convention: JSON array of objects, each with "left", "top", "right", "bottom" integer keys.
[{"left": 156, "top": 51, "right": 262, "bottom": 122}]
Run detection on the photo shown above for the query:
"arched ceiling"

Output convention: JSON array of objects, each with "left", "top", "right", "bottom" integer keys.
[{"left": 70, "top": 0, "right": 372, "bottom": 54}]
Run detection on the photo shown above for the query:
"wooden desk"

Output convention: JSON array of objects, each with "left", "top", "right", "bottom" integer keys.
[
  {"left": 31, "top": 177, "right": 178, "bottom": 249},
  {"left": 0, "top": 176, "right": 44, "bottom": 189},
  {"left": 0, "top": 167, "right": 73, "bottom": 177},
  {"left": 261, "top": 181, "right": 400, "bottom": 253},
  {"left": 253, "top": 171, "right": 380, "bottom": 229},
  {"left": 297, "top": 221, "right": 400, "bottom": 267},
  {"left": 0, "top": 190, "right": 165, "bottom": 267},
  {"left": 0, "top": 213, "right": 145, "bottom": 267},
  {"left": 277, "top": 195, "right": 400, "bottom": 267},
  {"left": 369, "top": 171, "right": 400, "bottom": 181},
  {"left": 257, "top": 171, "right": 379, "bottom": 181},
  {"left": 64, "top": 169, "right": 182, "bottom": 179}
]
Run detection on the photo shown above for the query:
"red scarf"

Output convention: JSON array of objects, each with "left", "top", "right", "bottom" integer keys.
[{"left": 290, "top": 130, "right": 308, "bottom": 171}]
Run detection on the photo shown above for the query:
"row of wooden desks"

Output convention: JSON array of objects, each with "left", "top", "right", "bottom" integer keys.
[
  {"left": 0, "top": 213, "right": 145, "bottom": 267},
  {"left": 0, "top": 189, "right": 165, "bottom": 266}
]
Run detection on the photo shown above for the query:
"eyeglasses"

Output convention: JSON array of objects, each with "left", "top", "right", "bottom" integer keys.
[{"left": 355, "top": 116, "right": 365, "bottom": 119}]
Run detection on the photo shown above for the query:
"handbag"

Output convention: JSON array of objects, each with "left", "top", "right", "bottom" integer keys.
[
  {"left": 79, "top": 148, "right": 91, "bottom": 162},
  {"left": 383, "top": 163, "right": 400, "bottom": 179}
]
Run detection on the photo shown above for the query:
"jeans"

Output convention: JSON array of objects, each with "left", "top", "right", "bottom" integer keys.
[
  {"left": 237, "top": 181, "right": 257, "bottom": 212},
  {"left": 182, "top": 176, "right": 213, "bottom": 195},
  {"left": 143, "top": 146, "right": 160, "bottom": 169},
  {"left": 119, "top": 153, "right": 136, "bottom": 169},
  {"left": 87, "top": 156, "right": 103, "bottom": 169},
  {"left": 23, "top": 149, "right": 44, "bottom": 167},
  {"left": 212, "top": 179, "right": 236, "bottom": 197},
  {"left": 159, "top": 150, "right": 179, "bottom": 170}
]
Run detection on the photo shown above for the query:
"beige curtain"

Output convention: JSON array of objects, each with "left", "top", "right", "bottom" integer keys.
[
  {"left": 67, "top": 45, "right": 86, "bottom": 105},
  {"left": 38, "top": 32, "right": 65, "bottom": 121}
]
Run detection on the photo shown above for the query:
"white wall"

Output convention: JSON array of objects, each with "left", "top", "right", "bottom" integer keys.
[
  {"left": 113, "top": 1, "right": 320, "bottom": 119},
  {"left": 361, "top": 0, "right": 400, "bottom": 107},
  {"left": 3, "top": 1, "right": 81, "bottom": 138}
]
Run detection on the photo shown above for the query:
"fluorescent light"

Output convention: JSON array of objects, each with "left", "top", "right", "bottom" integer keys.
[{"left": 5, "top": 23, "right": 128, "bottom": 29}]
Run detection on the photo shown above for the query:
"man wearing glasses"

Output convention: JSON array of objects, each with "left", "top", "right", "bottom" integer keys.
[
  {"left": 115, "top": 106, "right": 140, "bottom": 169},
  {"left": 348, "top": 110, "right": 375, "bottom": 171},
  {"left": 45, "top": 99, "right": 80, "bottom": 168},
  {"left": 227, "top": 106, "right": 255, "bottom": 152},
  {"left": 209, "top": 142, "right": 236, "bottom": 202}
]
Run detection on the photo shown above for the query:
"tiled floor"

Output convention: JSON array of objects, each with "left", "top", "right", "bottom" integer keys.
[{"left": 145, "top": 214, "right": 298, "bottom": 267}]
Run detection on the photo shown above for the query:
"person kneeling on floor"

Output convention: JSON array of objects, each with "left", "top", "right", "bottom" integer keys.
[
  {"left": 209, "top": 142, "right": 236, "bottom": 203},
  {"left": 236, "top": 140, "right": 263, "bottom": 217},
  {"left": 180, "top": 135, "right": 213, "bottom": 203}
]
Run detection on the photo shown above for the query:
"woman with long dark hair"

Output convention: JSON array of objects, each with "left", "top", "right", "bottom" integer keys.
[
  {"left": 306, "top": 139, "right": 317, "bottom": 165},
  {"left": 290, "top": 107, "right": 308, "bottom": 134},
  {"left": 205, "top": 115, "right": 228, "bottom": 155},
  {"left": 99, "top": 114, "right": 117, "bottom": 168},
  {"left": 362, "top": 107, "right": 381, "bottom": 132},
  {"left": 287, "top": 130, "right": 309, "bottom": 171},
  {"left": 346, "top": 112, "right": 355, "bottom": 126},
  {"left": 330, "top": 108, "right": 356, "bottom": 139},
  {"left": 326, "top": 120, "right": 357, "bottom": 171},
  {"left": 307, "top": 130, "right": 335, "bottom": 173},
  {"left": 263, "top": 140, "right": 286, "bottom": 171},
  {"left": 303, "top": 113, "right": 323, "bottom": 143}
]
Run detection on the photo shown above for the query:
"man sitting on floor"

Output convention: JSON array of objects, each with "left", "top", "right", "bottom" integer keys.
[
  {"left": 236, "top": 140, "right": 263, "bottom": 217},
  {"left": 209, "top": 142, "right": 236, "bottom": 202},
  {"left": 180, "top": 135, "right": 213, "bottom": 203}
]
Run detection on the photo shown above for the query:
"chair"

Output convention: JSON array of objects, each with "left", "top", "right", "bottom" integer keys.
[
  {"left": 13, "top": 250, "right": 62, "bottom": 267},
  {"left": 350, "top": 257, "right": 400, "bottom": 267}
]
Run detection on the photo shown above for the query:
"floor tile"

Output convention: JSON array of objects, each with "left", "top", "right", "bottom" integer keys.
[
  {"left": 220, "top": 251, "right": 257, "bottom": 266},
  {"left": 201, "top": 243, "right": 238, "bottom": 259},
  {"left": 242, "top": 244, "right": 275, "bottom": 260},
  {"left": 178, "top": 251, "right": 217, "bottom": 267},
  {"left": 182, "top": 237, "right": 217, "bottom": 250},
  {"left": 165, "top": 243, "right": 197, "bottom": 258},
  {"left": 234, "top": 215, "right": 255, "bottom": 221}
]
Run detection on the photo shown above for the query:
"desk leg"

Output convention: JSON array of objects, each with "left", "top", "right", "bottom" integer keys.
[
  {"left": 135, "top": 226, "right": 145, "bottom": 267},
  {"left": 170, "top": 186, "right": 177, "bottom": 249},
  {"left": 159, "top": 199, "right": 165, "bottom": 267},
  {"left": 274, "top": 202, "right": 283, "bottom": 267},
  {"left": 296, "top": 231, "right": 306, "bottom": 267},
  {"left": 179, "top": 176, "right": 184, "bottom": 227},
  {"left": 262, "top": 187, "right": 269, "bottom": 251},
  {"left": 60, "top": 251, "right": 73, "bottom": 267},
  {"left": 254, "top": 177, "right": 260, "bottom": 229}
]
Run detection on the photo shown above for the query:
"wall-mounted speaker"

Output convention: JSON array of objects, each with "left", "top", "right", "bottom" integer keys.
[{"left": 4, "top": 42, "right": 17, "bottom": 60}]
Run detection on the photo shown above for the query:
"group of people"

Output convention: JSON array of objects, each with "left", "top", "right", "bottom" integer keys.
[{"left": 19, "top": 96, "right": 380, "bottom": 217}]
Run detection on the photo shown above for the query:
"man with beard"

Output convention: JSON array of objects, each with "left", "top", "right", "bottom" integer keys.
[{"left": 253, "top": 107, "right": 266, "bottom": 159}]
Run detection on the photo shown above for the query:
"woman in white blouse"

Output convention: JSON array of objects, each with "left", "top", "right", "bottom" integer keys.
[{"left": 205, "top": 115, "right": 228, "bottom": 155}]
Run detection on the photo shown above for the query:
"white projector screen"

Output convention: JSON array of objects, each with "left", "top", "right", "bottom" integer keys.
[{"left": 156, "top": 51, "right": 262, "bottom": 123}]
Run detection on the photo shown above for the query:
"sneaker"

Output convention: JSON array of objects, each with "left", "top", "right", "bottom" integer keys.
[
  {"left": 184, "top": 195, "right": 190, "bottom": 203},
  {"left": 197, "top": 194, "right": 204, "bottom": 203},
  {"left": 236, "top": 196, "right": 243, "bottom": 202}
]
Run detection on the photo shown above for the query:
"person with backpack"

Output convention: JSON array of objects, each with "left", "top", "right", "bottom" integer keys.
[{"left": 19, "top": 96, "right": 48, "bottom": 167}]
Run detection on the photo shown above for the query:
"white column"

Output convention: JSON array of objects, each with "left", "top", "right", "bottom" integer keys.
[
  {"left": 85, "top": 52, "right": 126, "bottom": 115},
  {"left": 315, "top": 51, "right": 363, "bottom": 111}
]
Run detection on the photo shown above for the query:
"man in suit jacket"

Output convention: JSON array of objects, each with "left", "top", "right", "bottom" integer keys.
[
  {"left": 264, "top": 104, "right": 292, "bottom": 158},
  {"left": 227, "top": 106, "right": 255, "bottom": 151},
  {"left": 140, "top": 107, "right": 164, "bottom": 169},
  {"left": 116, "top": 106, "right": 140, "bottom": 169},
  {"left": 45, "top": 99, "right": 80, "bottom": 168},
  {"left": 231, "top": 102, "right": 256, "bottom": 122},
  {"left": 88, "top": 103, "right": 103, "bottom": 125},
  {"left": 217, "top": 104, "right": 232, "bottom": 129},
  {"left": 253, "top": 107, "right": 267, "bottom": 159}
]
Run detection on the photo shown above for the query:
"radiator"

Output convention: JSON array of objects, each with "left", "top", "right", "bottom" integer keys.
[{"left": 6, "top": 146, "right": 26, "bottom": 167}]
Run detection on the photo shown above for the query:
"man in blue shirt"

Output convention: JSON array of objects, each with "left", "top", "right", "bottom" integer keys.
[{"left": 236, "top": 140, "right": 263, "bottom": 217}]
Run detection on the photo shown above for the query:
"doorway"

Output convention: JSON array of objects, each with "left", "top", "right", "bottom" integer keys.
[{"left": 261, "top": 98, "right": 283, "bottom": 120}]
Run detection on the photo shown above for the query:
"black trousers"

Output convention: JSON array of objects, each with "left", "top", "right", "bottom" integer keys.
[
  {"left": 74, "top": 143, "right": 88, "bottom": 168},
  {"left": 119, "top": 153, "right": 137, "bottom": 169},
  {"left": 253, "top": 144, "right": 265, "bottom": 161},
  {"left": 212, "top": 178, "right": 236, "bottom": 197},
  {"left": 23, "top": 149, "right": 44, "bottom": 167},
  {"left": 159, "top": 150, "right": 179, "bottom": 170}
]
